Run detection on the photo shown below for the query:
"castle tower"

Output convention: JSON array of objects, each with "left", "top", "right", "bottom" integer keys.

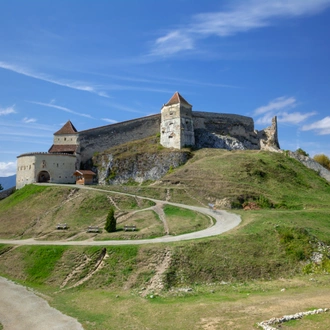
[
  {"left": 48, "top": 120, "right": 79, "bottom": 154},
  {"left": 160, "top": 92, "right": 195, "bottom": 149}
]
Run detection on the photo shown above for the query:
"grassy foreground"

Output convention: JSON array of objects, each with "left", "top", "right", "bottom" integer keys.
[{"left": 0, "top": 148, "right": 330, "bottom": 328}]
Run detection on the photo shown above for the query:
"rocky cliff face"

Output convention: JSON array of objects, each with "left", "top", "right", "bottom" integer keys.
[
  {"left": 288, "top": 151, "right": 330, "bottom": 182},
  {"left": 94, "top": 150, "right": 191, "bottom": 185}
]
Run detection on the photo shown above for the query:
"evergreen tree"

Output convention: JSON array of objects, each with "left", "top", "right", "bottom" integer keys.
[{"left": 105, "top": 208, "right": 116, "bottom": 232}]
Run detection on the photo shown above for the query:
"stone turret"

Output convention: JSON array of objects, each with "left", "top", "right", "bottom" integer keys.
[
  {"left": 160, "top": 92, "right": 195, "bottom": 149},
  {"left": 48, "top": 120, "right": 79, "bottom": 154}
]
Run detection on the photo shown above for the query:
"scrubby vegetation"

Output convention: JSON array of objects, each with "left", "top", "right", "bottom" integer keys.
[{"left": 314, "top": 153, "right": 330, "bottom": 171}]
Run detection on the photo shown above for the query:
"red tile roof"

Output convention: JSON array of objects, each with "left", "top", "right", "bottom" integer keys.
[
  {"left": 48, "top": 144, "right": 77, "bottom": 153},
  {"left": 73, "top": 170, "right": 96, "bottom": 176},
  {"left": 165, "top": 92, "right": 191, "bottom": 107},
  {"left": 54, "top": 121, "right": 78, "bottom": 135}
]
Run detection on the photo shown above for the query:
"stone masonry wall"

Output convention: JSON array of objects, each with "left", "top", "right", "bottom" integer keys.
[
  {"left": 78, "top": 114, "right": 161, "bottom": 163},
  {"left": 77, "top": 111, "right": 277, "bottom": 165}
]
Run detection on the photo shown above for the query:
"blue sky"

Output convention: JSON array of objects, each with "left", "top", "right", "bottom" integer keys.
[{"left": 1, "top": 0, "right": 330, "bottom": 177}]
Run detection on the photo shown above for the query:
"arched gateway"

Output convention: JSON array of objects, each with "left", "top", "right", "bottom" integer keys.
[{"left": 37, "top": 171, "right": 50, "bottom": 183}]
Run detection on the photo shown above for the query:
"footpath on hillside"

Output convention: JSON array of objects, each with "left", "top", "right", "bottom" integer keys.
[{"left": 0, "top": 183, "right": 242, "bottom": 246}]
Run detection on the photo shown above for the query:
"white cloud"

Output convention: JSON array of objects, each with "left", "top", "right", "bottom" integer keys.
[
  {"left": 254, "top": 96, "right": 316, "bottom": 125},
  {"left": 302, "top": 116, "right": 330, "bottom": 135},
  {"left": 151, "top": 0, "right": 330, "bottom": 56},
  {"left": 27, "top": 100, "right": 93, "bottom": 119},
  {"left": 101, "top": 118, "right": 118, "bottom": 124},
  {"left": 278, "top": 111, "right": 317, "bottom": 124},
  {"left": 22, "top": 117, "right": 37, "bottom": 123},
  {"left": 0, "top": 105, "right": 16, "bottom": 116},
  {"left": 254, "top": 96, "right": 297, "bottom": 115},
  {"left": 152, "top": 31, "right": 194, "bottom": 56},
  {"left": 0, "top": 61, "right": 109, "bottom": 98},
  {"left": 0, "top": 162, "right": 17, "bottom": 177}
]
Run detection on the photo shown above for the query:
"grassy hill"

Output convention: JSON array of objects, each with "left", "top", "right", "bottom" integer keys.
[{"left": 0, "top": 147, "right": 330, "bottom": 329}]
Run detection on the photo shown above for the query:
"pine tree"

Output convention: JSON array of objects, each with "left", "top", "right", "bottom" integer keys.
[{"left": 105, "top": 208, "right": 116, "bottom": 232}]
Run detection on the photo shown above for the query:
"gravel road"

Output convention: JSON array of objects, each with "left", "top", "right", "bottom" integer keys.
[{"left": 0, "top": 277, "right": 83, "bottom": 330}]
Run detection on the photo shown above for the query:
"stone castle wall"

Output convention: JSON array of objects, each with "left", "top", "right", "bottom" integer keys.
[
  {"left": 78, "top": 114, "right": 161, "bottom": 163},
  {"left": 78, "top": 111, "right": 264, "bottom": 163}
]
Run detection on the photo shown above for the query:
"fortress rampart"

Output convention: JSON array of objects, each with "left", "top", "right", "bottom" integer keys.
[
  {"left": 78, "top": 114, "right": 161, "bottom": 163},
  {"left": 78, "top": 111, "right": 263, "bottom": 163},
  {"left": 16, "top": 92, "right": 280, "bottom": 188}
]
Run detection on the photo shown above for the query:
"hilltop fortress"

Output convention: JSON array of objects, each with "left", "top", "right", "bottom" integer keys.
[{"left": 16, "top": 92, "right": 280, "bottom": 188}]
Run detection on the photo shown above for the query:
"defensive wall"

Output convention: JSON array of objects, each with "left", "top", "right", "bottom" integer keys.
[
  {"left": 78, "top": 111, "right": 261, "bottom": 164},
  {"left": 78, "top": 114, "right": 161, "bottom": 163}
]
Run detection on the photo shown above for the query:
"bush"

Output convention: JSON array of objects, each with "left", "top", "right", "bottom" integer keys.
[
  {"left": 313, "top": 154, "right": 330, "bottom": 171},
  {"left": 296, "top": 148, "right": 309, "bottom": 157},
  {"left": 105, "top": 208, "right": 116, "bottom": 232}
]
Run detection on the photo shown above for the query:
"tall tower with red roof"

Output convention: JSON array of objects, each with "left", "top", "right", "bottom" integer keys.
[{"left": 160, "top": 92, "right": 195, "bottom": 149}]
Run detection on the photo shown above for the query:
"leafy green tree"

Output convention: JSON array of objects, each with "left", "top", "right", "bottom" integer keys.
[
  {"left": 0, "top": 184, "right": 3, "bottom": 191},
  {"left": 296, "top": 148, "right": 309, "bottom": 157},
  {"left": 313, "top": 154, "right": 330, "bottom": 171},
  {"left": 105, "top": 207, "right": 116, "bottom": 232}
]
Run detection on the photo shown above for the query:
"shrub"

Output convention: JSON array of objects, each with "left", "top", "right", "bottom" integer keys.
[
  {"left": 313, "top": 154, "right": 330, "bottom": 171},
  {"left": 105, "top": 208, "right": 116, "bottom": 232},
  {"left": 296, "top": 148, "right": 309, "bottom": 157}
]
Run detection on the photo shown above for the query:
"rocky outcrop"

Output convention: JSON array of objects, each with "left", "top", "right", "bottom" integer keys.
[
  {"left": 94, "top": 151, "right": 191, "bottom": 185},
  {"left": 288, "top": 151, "right": 330, "bottom": 182},
  {"left": 195, "top": 129, "right": 259, "bottom": 150},
  {"left": 258, "top": 116, "right": 280, "bottom": 151}
]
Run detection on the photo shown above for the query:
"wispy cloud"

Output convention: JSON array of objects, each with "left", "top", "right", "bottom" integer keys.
[
  {"left": 27, "top": 100, "right": 93, "bottom": 119},
  {"left": 88, "top": 71, "right": 238, "bottom": 89},
  {"left": 151, "top": 0, "right": 330, "bottom": 56},
  {"left": 254, "top": 96, "right": 297, "bottom": 115},
  {"left": 22, "top": 117, "right": 37, "bottom": 123},
  {"left": 302, "top": 116, "right": 330, "bottom": 135},
  {"left": 0, "top": 61, "right": 109, "bottom": 97},
  {"left": 101, "top": 118, "right": 118, "bottom": 124},
  {"left": 254, "top": 96, "right": 316, "bottom": 125},
  {"left": 0, "top": 105, "right": 16, "bottom": 116},
  {"left": 0, "top": 161, "right": 17, "bottom": 177}
]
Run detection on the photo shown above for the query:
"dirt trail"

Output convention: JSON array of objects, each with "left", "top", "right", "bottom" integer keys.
[
  {"left": 0, "top": 184, "right": 241, "bottom": 246},
  {"left": 0, "top": 276, "right": 83, "bottom": 330}
]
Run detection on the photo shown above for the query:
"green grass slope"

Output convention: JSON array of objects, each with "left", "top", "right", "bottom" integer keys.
[{"left": 1, "top": 148, "right": 330, "bottom": 329}]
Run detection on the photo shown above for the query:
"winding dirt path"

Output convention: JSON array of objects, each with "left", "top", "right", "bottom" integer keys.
[
  {"left": 0, "top": 184, "right": 241, "bottom": 329},
  {"left": 0, "top": 183, "right": 241, "bottom": 246}
]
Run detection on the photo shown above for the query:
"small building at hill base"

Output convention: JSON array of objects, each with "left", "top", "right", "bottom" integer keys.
[{"left": 73, "top": 170, "right": 96, "bottom": 185}]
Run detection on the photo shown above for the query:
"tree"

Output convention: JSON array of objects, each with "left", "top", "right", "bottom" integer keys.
[
  {"left": 0, "top": 184, "right": 3, "bottom": 191},
  {"left": 105, "top": 207, "right": 116, "bottom": 233},
  {"left": 313, "top": 154, "right": 330, "bottom": 171},
  {"left": 296, "top": 148, "right": 309, "bottom": 157}
]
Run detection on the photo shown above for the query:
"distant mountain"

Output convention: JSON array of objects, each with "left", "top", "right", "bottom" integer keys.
[{"left": 0, "top": 175, "right": 16, "bottom": 190}]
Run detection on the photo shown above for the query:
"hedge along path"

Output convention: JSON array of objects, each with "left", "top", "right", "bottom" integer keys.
[{"left": 0, "top": 183, "right": 241, "bottom": 246}]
